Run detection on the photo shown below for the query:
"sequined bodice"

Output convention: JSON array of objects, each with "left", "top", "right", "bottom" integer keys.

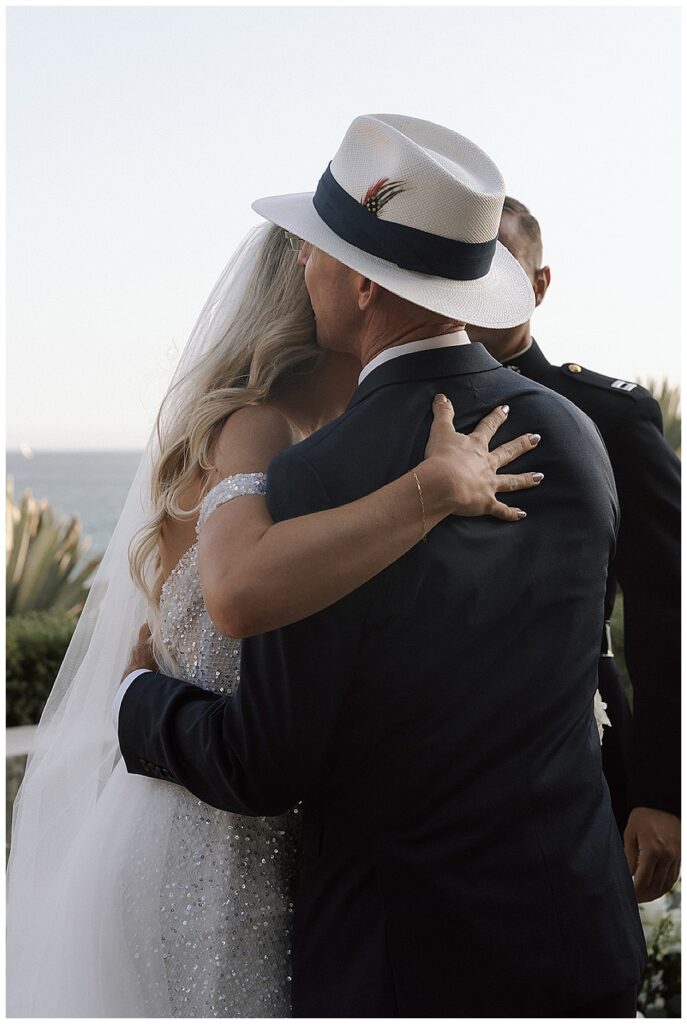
[{"left": 158, "top": 474, "right": 267, "bottom": 692}]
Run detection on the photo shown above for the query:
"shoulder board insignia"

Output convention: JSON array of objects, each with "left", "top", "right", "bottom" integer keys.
[
  {"left": 507, "top": 364, "right": 522, "bottom": 374},
  {"left": 560, "top": 361, "right": 647, "bottom": 399}
]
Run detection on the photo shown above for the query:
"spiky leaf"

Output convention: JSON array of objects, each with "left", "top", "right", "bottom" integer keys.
[{"left": 5, "top": 480, "right": 101, "bottom": 617}]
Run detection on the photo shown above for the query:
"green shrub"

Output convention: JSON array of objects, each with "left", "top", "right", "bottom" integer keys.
[{"left": 6, "top": 612, "right": 77, "bottom": 726}]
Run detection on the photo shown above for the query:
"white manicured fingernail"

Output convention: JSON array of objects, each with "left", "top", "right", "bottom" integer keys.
[
  {"left": 517, "top": 510, "right": 527, "bottom": 519},
  {"left": 533, "top": 472, "right": 544, "bottom": 482},
  {"left": 529, "top": 433, "right": 541, "bottom": 444},
  {"left": 501, "top": 405, "right": 509, "bottom": 414},
  {"left": 435, "top": 394, "right": 448, "bottom": 404}
]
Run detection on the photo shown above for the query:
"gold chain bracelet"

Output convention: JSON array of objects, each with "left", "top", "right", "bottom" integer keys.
[{"left": 412, "top": 470, "right": 427, "bottom": 542}]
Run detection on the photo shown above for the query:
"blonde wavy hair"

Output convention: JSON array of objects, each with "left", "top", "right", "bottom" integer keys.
[{"left": 129, "top": 224, "right": 319, "bottom": 608}]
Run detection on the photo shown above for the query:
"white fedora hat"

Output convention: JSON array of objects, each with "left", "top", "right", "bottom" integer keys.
[{"left": 252, "top": 113, "right": 535, "bottom": 329}]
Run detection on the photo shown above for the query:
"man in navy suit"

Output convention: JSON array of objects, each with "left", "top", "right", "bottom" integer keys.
[{"left": 116, "top": 115, "right": 647, "bottom": 1016}]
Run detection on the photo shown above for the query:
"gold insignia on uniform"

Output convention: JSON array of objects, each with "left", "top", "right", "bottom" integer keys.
[{"left": 568, "top": 363, "right": 582, "bottom": 373}]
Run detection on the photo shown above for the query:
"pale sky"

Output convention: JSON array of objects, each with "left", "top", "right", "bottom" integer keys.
[{"left": 6, "top": 5, "right": 681, "bottom": 450}]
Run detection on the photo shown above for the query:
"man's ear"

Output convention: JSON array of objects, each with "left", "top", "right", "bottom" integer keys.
[
  {"left": 357, "top": 275, "right": 379, "bottom": 311},
  {"left": 533, "top": 266, "right": 551, "bottom": 308}
]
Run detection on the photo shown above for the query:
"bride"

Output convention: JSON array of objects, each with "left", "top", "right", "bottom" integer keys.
[{"left": 6, "top": 222, "right": 541, "bottom": 1017}]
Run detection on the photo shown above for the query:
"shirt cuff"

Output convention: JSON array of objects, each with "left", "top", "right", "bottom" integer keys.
[{"left": 112, "top": 668, "right": 151, "bottom": 729}]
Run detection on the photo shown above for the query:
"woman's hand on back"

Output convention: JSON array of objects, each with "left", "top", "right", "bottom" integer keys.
[
  {"left": 195, "top": 396, "right": 542, "bottom": 640},
  {"left": 421, "top": 395, "right": 543, "bottom": 522}
]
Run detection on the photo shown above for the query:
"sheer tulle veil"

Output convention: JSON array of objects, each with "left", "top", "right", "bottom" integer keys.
[{"left": 6, "top": 223, "right": 273, "bottom": 1016}]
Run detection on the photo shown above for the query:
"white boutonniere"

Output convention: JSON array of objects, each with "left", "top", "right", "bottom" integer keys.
[{"left": 593, "top": 689, "right": 612, "bottom": 744}]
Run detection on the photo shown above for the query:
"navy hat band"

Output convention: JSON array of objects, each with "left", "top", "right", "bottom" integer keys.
[{"left": 312, "top": 164, "right": 497, "bottom": 281}]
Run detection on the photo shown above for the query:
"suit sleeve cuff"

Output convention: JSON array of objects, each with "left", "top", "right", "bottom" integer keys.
[{"left": 113, "top": 669, "right": 151, "bottom": 729}]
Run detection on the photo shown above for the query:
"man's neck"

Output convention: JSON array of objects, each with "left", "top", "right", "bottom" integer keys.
[
  {"left": 483, "top": 322, "right": 532, "bottom": 363},
  {"left": 502, "top": 335, "right": 533, "bottom": 363},
  {"left": 359, "top": 322, "right": 463, "bottom": 370}
]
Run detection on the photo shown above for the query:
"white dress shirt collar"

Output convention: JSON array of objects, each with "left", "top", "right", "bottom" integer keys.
[{"left": 358, "top": 330, "right": 471, "bottom": 385}]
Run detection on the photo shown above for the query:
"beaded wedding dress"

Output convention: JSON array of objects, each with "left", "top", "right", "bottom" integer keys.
[
  {"left": 130, "top": 472, "right": 302, "bottom": 1017},
  {"left": 113, "top": 471, "right": 299, "bottom": 1017}
]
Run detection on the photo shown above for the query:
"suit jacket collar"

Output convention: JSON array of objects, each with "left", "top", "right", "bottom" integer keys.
[
  {"left": 501, "top": 337, "right": 551, "bottom": 380},
  {"left": 349, "top": 342, "right": 502, "bottom": 410}
]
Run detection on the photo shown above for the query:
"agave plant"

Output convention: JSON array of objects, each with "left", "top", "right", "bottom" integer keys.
[
  {"left": 6, "top": 478, "right": 101, "bottom": 617},
  {"left": 640, "top": 377, "right": 681, "bottom": 456}
]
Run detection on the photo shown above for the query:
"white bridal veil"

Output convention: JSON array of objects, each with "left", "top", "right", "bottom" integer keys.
[{"left": 6, "top": 223, "right": 273, "bottom": 1016}]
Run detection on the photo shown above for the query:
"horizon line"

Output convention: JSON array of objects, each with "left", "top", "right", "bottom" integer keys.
[{"left": 6, "top": 447, "right": 145, "bottom": 455}]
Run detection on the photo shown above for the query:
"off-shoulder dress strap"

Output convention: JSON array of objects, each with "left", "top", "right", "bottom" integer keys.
[{"left": 196, "top": 473, "right": 267, "bottom": 537}]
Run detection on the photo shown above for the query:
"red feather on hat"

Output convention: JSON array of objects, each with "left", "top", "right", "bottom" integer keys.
[{"left": 361, "top": 177, "right": 406, "bottom": 217}]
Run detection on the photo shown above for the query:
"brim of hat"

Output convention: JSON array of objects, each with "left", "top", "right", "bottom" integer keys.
[{"left": 252, "top": 192, "right": 535, "bottom": 329}]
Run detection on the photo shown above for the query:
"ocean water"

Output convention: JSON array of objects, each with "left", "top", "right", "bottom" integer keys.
[{"left": 6, "top": 451, "right": 143, "bottom": 557}]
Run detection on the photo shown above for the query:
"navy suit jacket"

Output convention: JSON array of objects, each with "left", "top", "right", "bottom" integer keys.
[{"left": 119, "top": 343, "right": 647, "bottom": 1016}]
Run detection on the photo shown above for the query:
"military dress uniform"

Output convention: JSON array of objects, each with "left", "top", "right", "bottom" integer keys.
[{"left": 502, "top": 339, "right": 681, "bottom": 832}]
